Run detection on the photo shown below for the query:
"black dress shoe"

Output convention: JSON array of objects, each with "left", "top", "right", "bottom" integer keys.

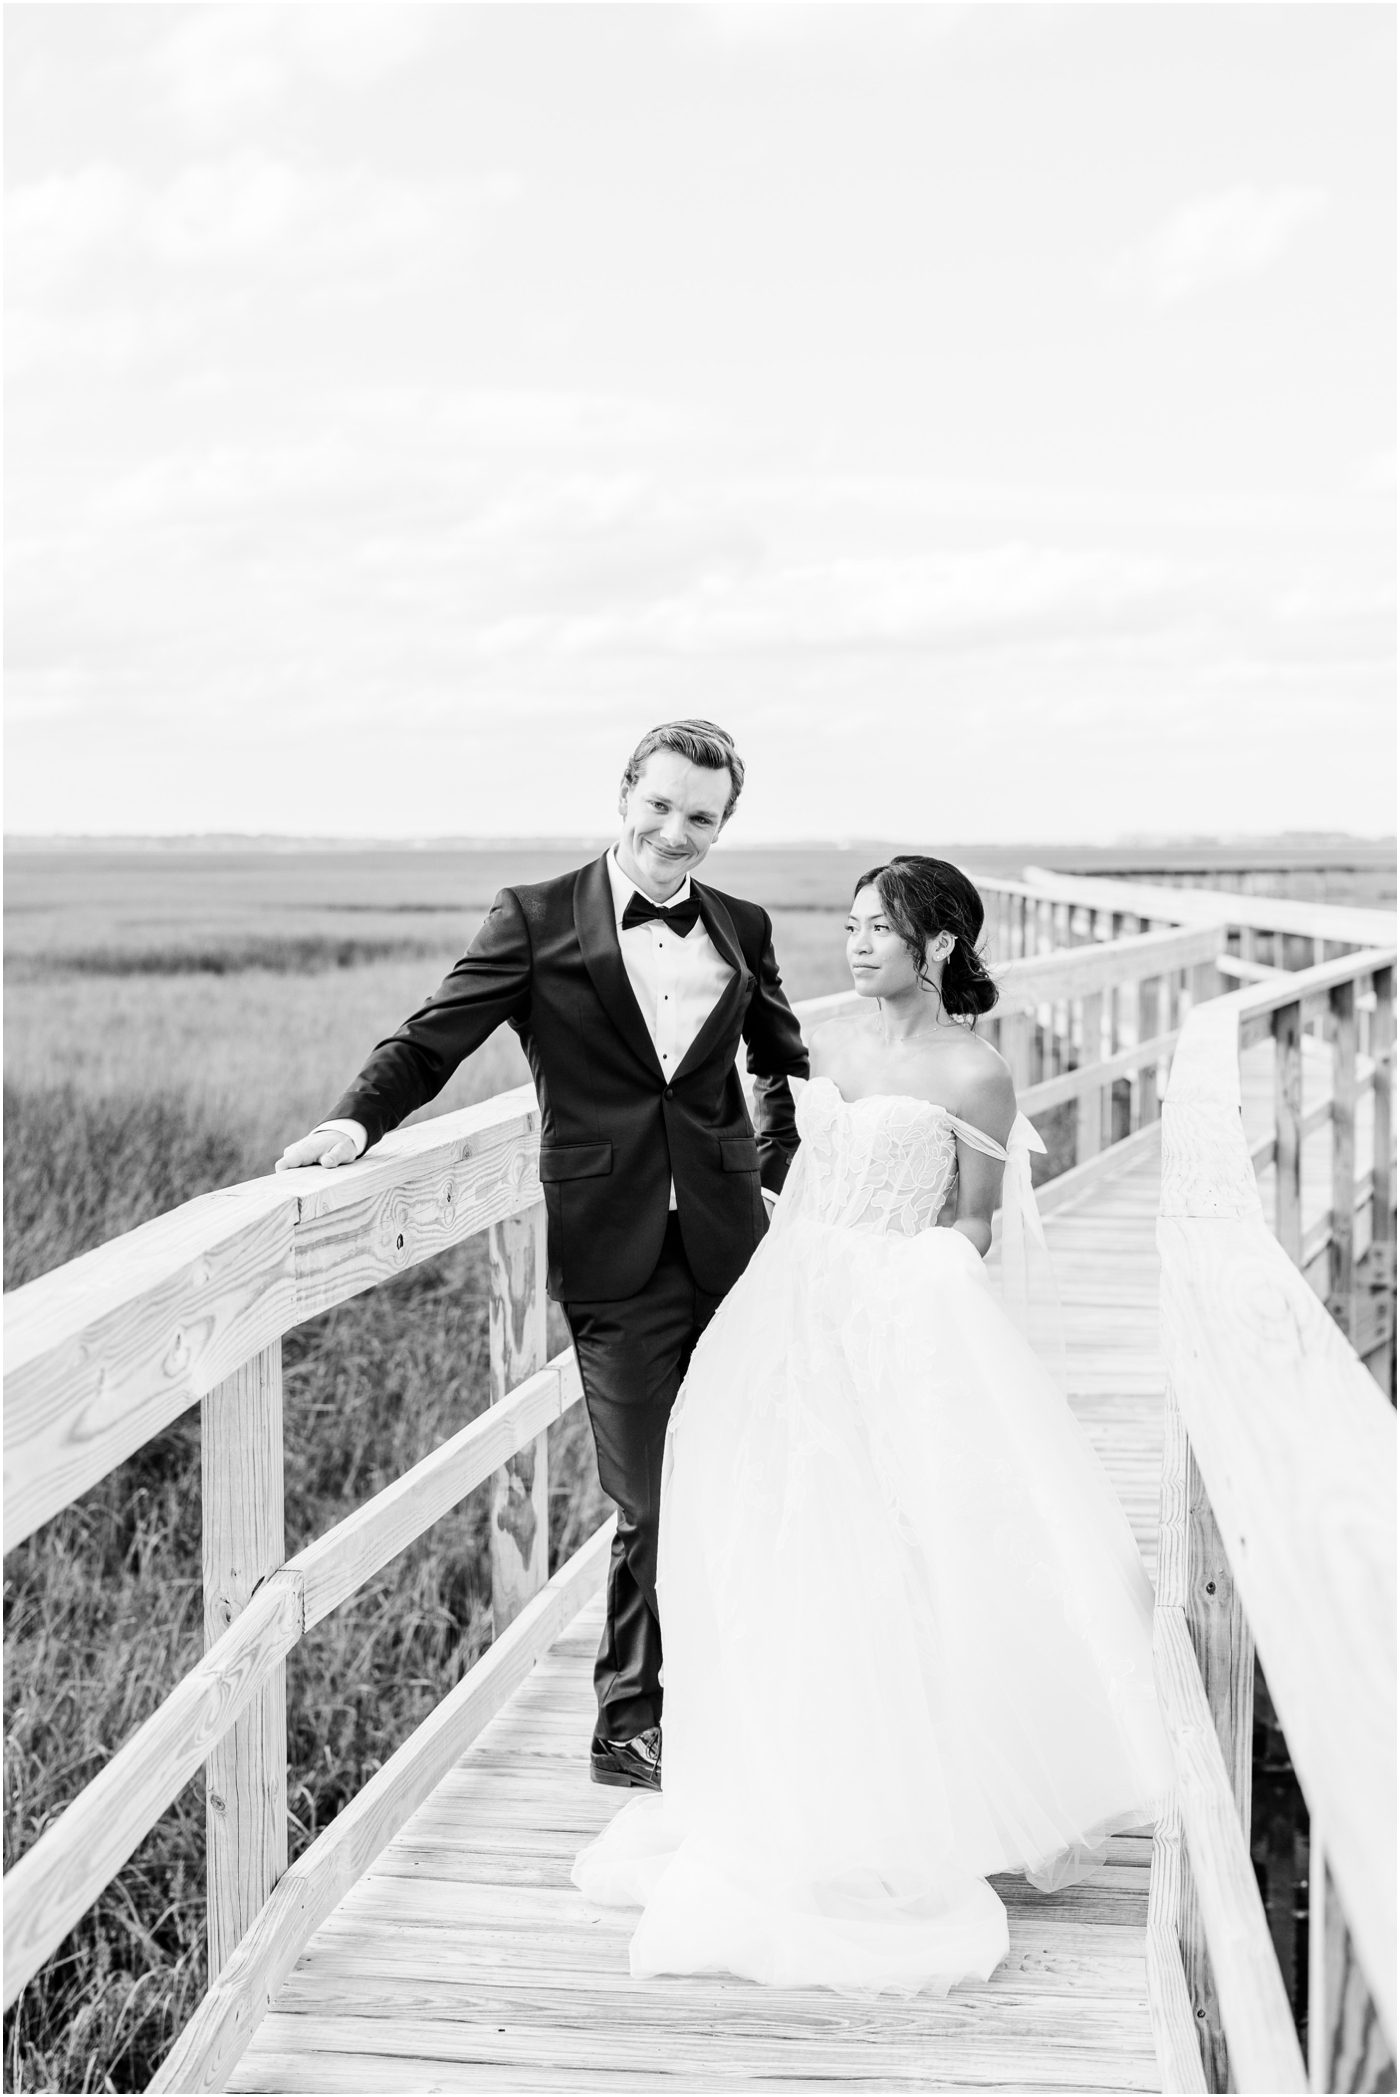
[{"left": 590, "top": 1726, "right": 662, "bottom": 1791}]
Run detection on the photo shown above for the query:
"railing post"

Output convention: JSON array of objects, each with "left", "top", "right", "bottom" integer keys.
[
  {"left": 202, "top": 1341, "right": 287, "bottom": 1976},
  {"left": 488, "top": 1201, "right": 550, "bottom": 1633},
  {"left": 1161, "top": 1384, "right": 1229, "bottom": 2092},
  {"left": 1001, "top": 1009, "right": 1033, "bottom": 1092},
  {"left": 1139, "top": 966, "right": 1162, "bottom": 1128},
  {"left": 1274, "top": 1001, "right": 1304, "bottom": 1263},
  {"left": 1328, "top": 979, "right": 1357, "bottom": 1340},
  {"left": 1184, "top": 1443, "right": 1254, "bottom": 1829},
  {"left": 1366, "top": 964, "right": 1396, "bottom": 1394},
  {"left": 1077, "top": 991, "right": 1104, "bottom": 1162}
]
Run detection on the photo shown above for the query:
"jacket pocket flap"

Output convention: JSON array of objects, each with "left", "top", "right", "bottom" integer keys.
[
  {"left": 538, "top": 1141, "right": 614, "bottom": 1183},
  {"left": 720, "top": 1136, "right": 761, "bottom": 1172}
]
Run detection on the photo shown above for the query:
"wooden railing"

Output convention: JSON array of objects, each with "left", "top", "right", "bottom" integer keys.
[
  {"left": 1150, "top": 946, "right": 1397, "bottom": 2094},
  {"left": 3, "top": 880, "right": 1393, "bottom": 2094}
]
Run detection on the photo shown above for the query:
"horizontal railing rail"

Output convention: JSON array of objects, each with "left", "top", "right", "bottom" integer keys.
[
  {"left": 1019, "top": 865, "right": 1397, "bottom": 956},
  {"left": 3, "top": 1345, "right": 587, "bottom": 2009},
  {"left": 1152, "top": 947, "right": 1397, "bottom": 2093}
]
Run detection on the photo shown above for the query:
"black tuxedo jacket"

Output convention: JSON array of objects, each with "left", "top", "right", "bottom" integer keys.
[{"left": 328, "top": 853, "right": 810, "bottom": 1302}]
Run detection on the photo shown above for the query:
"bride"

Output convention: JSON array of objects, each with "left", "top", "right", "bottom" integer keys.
[{"left": 572, "top": 856, "right": 1174, "bottom": 1996}]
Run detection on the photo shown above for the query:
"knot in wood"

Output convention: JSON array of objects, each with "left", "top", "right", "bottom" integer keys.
[{"left": 162, "top": 1328, "right": 192, "bottom": 1376}]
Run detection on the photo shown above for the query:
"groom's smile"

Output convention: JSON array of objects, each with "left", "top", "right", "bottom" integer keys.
[{"left": 616, "top": 750, "right": 734, "bottom": 904}]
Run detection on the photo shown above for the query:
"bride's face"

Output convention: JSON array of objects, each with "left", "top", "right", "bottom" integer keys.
[{"left": 846, "top": 884, "right": 921, "bottom": 1000}]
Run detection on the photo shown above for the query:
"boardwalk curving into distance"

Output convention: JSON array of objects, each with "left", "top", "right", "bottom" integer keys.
[{"left": 4, "top": 869, "right": 1395, "bottom": 2094}]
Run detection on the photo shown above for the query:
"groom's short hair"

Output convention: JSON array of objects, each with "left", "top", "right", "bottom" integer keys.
[{"left": 622, "top": 720, "right": 745, "bottom": 820}]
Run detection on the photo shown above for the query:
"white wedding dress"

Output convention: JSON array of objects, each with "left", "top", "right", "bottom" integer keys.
[{"left": 572, "top": 1076, "right": 1174, "bottom": 1996}]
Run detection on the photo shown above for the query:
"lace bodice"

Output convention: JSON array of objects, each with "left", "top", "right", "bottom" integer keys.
[{"left": 790, "top": 1075, "right": 1008, "bottom": 1239}]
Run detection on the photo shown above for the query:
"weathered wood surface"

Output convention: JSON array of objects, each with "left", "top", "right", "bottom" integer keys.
[
  {"left": 4, "top": 1178, "right": 298, "bottom": 1548},
  {"left": 1152, "top": 1607, "right": 1306, "bottom": 2092},
  {"left": 3, "top": 1088, "right": 545, "bottom": 1547},
  {"left": 1160, "top": 969, "right": 1397, "bottom": 2052},
  {"left": 1148, "top": 1390, "right": 1210, "bottom": 2095},
  {"left": 151, "top": 1521, "right": 615, "bottom": 2096},
  {"left": 203, "top": 1344, "right": 289, "bottom": 1976},
  {"left": 1144, "top": 1789, "right": 1208, "bottom": 2095},
  {"left": 228, "top": 1605, "right": 1161, "bottom": 2094}
]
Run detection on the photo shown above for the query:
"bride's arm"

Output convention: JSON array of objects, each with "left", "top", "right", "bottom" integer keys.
[{"left": 951, "top": 1060, "right": 1016, "bottom": 1257}]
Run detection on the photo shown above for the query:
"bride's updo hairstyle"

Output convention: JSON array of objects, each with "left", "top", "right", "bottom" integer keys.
[{"left": 854, "top": 857, "right": 998, "bottom": 1020}]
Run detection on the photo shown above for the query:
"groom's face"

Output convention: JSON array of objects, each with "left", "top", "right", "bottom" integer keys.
[{"left": 617, "top": 751, "right": 732, "bottom": 900}]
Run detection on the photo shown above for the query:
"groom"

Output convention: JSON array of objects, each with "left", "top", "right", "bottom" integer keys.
[{"left": 278, "top": 721, "right": 809, "bottom": 1789}]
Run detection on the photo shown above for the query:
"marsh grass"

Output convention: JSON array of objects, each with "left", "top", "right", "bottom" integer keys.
[
  {"left": 6, "top": 936, "right": 448, "bottom": 981},
  {"left": 3, "top": 1085, "right": 605, "bottom": 2092}
]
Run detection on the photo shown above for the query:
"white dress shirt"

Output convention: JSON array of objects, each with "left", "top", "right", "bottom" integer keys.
[
  {"left": 606, "top": 846, "right": 734, "bottom": 1208},
  {"left": 316, "top": 847, "right": 734, "bottom": 1183}
]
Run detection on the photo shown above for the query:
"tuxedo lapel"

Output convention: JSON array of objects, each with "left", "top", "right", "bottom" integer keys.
[
  {"left": 672, "top": 883, "right": 749, "bottom": 1082},
  {"left": 573, "top": 853, "right": 666, "bottom": 1080}
]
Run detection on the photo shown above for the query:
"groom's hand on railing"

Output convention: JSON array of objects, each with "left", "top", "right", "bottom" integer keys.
[{"left": 275, "top": 1122, "right": 366, "bottom": 1172}]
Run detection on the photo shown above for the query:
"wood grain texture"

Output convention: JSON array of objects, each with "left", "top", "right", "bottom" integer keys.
[
  {"left": 1152, "top": 1606, "right": 1306, "bottom": 2093},
  {"left": 291, "top": 1090, "right": 543, "bottom": 1322},
  {"left": 4, "top": 1091, "right": 548, "bottom": 1548},
  {"left": 488, "top": 1204, "right": 549, "bottom": 1635},
  {"left": 3, "top": 1570, "right": 303, "bottom": 2010},
  {"left": 1146, "top": 1792, "right": 1208, "bottom": 2094},
  {"left": 150, "top": 1520, "right": 614, "bottom": 2096},
  {"left": 4, "top": 1181, "right": 297, "bottom": 1548},
  {"left": 203, "top": 1345, "right": 288, "bottom": 1976},
  {"left": 222, "top": 1595, "right": 1161, "bottom": 2096},
  {"left": 292, "top": 1350, "right": 584, "bottom": 1631},
  {"left": 1184, "top": 1443, "right": 1253, "bottom": 1833}
]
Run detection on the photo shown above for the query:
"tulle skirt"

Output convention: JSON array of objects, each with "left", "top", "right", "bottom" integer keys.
[{"left": 572, "top": 1208, "right": 1173, "bottom": 1996}]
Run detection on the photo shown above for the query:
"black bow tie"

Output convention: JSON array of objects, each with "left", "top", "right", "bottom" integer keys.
[{"left": 621, "top": 890, "right": 701, "bottom": 937}]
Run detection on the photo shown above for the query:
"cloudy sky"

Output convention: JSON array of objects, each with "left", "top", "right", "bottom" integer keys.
[{"left": 5, "top": 3, "right": 1395, "bottom": 843}]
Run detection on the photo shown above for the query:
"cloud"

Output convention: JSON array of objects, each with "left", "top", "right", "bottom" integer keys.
[
  {"left": 7, "top": 151, "right": 517, "bottom": 283},
  {"left": 147, "top": 5, "right": 432, "bottom": 137},
  {"left": 4, "top": 152, "right": 521, "bottom": 377},
  {"left": 1111, "top": 185, "right": 1328, "bottom": 307}
]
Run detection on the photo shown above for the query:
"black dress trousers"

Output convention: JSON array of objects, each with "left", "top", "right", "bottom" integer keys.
[{"left": 563, "top": 1212, "right": 721, "bottom": 1750}]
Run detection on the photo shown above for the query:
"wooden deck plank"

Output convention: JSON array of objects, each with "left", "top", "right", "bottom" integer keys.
[{"left": 231, "top": 1140, "right": 1173, "bottom": 2096}]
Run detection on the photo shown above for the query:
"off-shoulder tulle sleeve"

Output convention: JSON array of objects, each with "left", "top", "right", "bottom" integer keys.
[
  {"left": 994, "top": 1115, "right": 1068, "bottom": 1392},
  {"left": 948, "top": 1110, "right": 1068, "bottom": 1391}
]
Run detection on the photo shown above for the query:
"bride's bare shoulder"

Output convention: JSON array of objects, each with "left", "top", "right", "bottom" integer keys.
[
  {"left": 945, "top": 1032, "right": 1016, "bottom": 1143},
  {"left": 902, "top": 1028, "right": 1015, "bottom": 1141}
]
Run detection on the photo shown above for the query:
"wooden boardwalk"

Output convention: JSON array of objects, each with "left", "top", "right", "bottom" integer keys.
[
  {"left": 6, "top": 890, "right": 1393, "bottom": 2094},
  {"left": 229, "top": 1139, "right": 1171, "bottom": 2095}
]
